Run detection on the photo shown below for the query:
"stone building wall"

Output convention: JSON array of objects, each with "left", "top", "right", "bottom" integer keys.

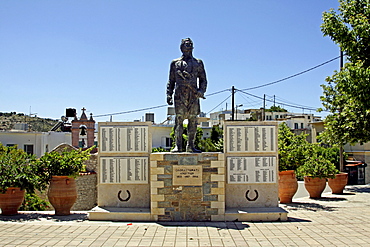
[{"left": 71, "top": 173, "right": 97, "bottom": 211}]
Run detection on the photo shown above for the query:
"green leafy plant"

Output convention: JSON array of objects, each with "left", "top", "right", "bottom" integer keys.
[
  {"left": 152, "top": 147, "right": 168, "bottom": 153},
  {"left": 38, "top": 146, "right": 94, "bottom": 184},
  {"left": 278, "top": 123, "right": 309, "bottom": 171},
  {"left": 296, "top": 144, "right": 339, "bottom": 179},
  {"left": 170, "top": 125, "right": 204, "bottom": 151},
  {"left": 19, "top": 192, "right": 50, "bottom": 211},
  {"left": 0, "top": 143, "right": 47, "bottom": 193}
]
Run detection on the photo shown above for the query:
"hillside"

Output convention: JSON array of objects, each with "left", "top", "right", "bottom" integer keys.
[{"left": 0, "top": 112, "right": 59, "bottom": 132}]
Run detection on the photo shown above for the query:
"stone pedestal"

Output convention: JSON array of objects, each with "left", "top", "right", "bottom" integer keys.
[
  {"left": 150, "top": 152, "right": 225, "bottom": 221},
  {"left": 88, "top": 121, "right": 288, "bottom": 222}
]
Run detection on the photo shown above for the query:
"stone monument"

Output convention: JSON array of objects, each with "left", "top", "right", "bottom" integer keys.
[
  {"left": 166, "top": 38, "right": 207, "bottom": 153},
  {"left": 89, "top": 39, "right": 288, "bottom": 222}
]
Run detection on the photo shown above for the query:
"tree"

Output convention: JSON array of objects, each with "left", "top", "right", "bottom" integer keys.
[
  {"left": 265, "top": 106, "right": 287, "bottom": 112},
  {"left": 278, "top": 122, "right": 309, "bottom": 171},
  {"left": 170, "top": 125, "right": 203, "bottom": 151},
  {"left": 320, "top": 0, "right": 370, "bottom": 145}
]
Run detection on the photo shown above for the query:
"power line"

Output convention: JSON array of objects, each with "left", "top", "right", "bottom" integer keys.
[
  {"left": 94, "top": 88, "right": 230, "bottom": 118},
  {"left": 206, "top": 95, "right": 231, "bottom": 115},
  {"left": 205, "top": 88, "right": 231, "bottom": 97},
  {"left": 238, "top": 90, "right": 321, "bottom": 112},
  {"left": 240, "top": 56, "right": 340, "bottom": 91},
  {"left": 94, "top": 104, "right": 167, "bottom": 118},
  {"left": 94, "top": 57, "right": 336, "bottom": 118}
]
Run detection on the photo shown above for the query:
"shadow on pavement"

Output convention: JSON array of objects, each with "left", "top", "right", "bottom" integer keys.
[
  {"left": 158, "top": 221, "right": 250, "bottom": 230},
  {"left": 346, "top": 185, "right": 370, "bottom": 193},
  {"left": 283, "top": 201, "right": 339, "bottom": 212},
  {"left": 313, "top": 197, "right": 347, "bottom": 202},
  {"left": 287, "top": 217, "right": 311, "bottom": 222},
  {"left": 0, "top": 212, "right": 88, "bottom": 222}
]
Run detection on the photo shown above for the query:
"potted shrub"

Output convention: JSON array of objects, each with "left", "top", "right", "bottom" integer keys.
[
  {"left": 321, "top": 146, "right": 348, "bottom": 194},
  {"left": 297, "top": 144, "right": 338, "bottom": 198},
  {"left": 38, "top": 146, "right": 93, "bottom": 216},
  {"left": 278, "top": 123, "right": 308, "bottom": 203},
  {"left": 0, "top": 143, "right": 46, "bottom": 215}
]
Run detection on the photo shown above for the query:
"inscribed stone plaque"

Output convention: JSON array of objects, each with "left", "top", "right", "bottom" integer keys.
[
  {"left": 100, "top": 126, "right": 148, "bottom": 153},
  {"left": 173, "top": 165, "right": 202, "bottom": 186},
  {"left": 227, "top": 157, "right": 276, "bottom": 184},
  {"left": 100, "top": 157, "right": 148, "bottom": 184},
  {"left": 226, "top": 125, "right": 276, "bottom": 153}
]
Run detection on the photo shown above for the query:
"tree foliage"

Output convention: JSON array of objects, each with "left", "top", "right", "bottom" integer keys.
[
  {"left": 320, "top": 0, "right": 370, "bottom": 145},
  {"left": 278, "top": 123, "right": 309, "bottom": 171},
  {"left": 265, "top": 106, "right": 287, "bottom": 112}
]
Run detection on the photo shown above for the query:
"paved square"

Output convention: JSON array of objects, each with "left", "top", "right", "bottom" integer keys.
[{"left": 0, "top": 185, "right": 369, "bottom": 246}]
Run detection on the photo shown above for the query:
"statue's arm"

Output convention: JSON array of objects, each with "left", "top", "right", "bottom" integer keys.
[
  {"left": 166, "top": 61, "right": 176, "bottom": 105},
  {"left": 198, "top": 59, "right": 207, "bottom": 96}
]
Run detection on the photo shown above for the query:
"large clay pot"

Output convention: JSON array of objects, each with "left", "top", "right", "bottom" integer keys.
[
  {"left": 304, "top": 176, "right": 326, "bottom": 199},
  {"left": 328, "top": 173, "right": 348, "bottom": 194},
  {"left": 278, "top": 170, "right": 298, "bottom": 203},
  {"left": 0, "top": 187, "right": 25, "bottom": 215},
  {"left": 48, "top": 176, "right": 77, "bottom": 216}
]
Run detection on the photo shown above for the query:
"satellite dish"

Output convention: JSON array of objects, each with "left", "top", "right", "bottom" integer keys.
[{"left": 61, "top": 116, "right": 68, "bottom": 122}]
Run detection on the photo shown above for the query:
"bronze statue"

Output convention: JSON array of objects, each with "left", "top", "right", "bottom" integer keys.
[{"left": 166, "top": 38, "right": 207, "bottom": 152}]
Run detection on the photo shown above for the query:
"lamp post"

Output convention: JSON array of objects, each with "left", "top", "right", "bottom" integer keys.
[{"left": 235, "top": 104, "right": 243, "bottom": 121}]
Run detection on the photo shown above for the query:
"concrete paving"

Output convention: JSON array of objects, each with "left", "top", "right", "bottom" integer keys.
[{"left": 0, "top": 184, "right": 369, "bottom": 247}]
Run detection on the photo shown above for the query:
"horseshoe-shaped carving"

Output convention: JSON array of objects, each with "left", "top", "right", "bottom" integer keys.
[
  {"left": 245, "top": 190, "right": 259, "bottom": 201},
  {"left": 118, "top": 190, "right": 131, "bottom": 202}
]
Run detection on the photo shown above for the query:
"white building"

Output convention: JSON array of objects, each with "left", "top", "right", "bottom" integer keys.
[
  {"left": 151, "top": 125, "right": 173, "bottom": 150},
  {"left": 0, "top": 131, "right": 71, "bottom": 157}
]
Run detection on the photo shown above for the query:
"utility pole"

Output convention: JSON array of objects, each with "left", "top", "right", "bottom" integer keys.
[
  {"left": 339, "top": 50, "right": 344, "bottom": 172},
  {"left": 263, "top": 94, "right": 266, "bottom": 121},
  {"left": 231, "top": 86, "right": 235, "bottom": 121}
]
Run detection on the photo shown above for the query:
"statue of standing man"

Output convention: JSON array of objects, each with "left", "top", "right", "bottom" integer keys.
[{"left": 166, "top": 38, "right": 208, "bottom": 153}]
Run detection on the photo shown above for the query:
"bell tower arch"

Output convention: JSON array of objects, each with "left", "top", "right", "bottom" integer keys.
[{"left": 71, "top": 107, "right": 95, "bottom": 148}]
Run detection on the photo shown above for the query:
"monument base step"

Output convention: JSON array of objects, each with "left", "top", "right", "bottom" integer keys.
[
  {"left": 88, "top": 207, "right": 151, "bottom": 222},
  {"left": 225, "top": 207, "right": 288, "bottom": 222}
]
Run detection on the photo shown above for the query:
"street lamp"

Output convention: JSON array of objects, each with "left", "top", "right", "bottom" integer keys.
[{"left": 235, "top": 104, "right": 243, "bottom": 120}]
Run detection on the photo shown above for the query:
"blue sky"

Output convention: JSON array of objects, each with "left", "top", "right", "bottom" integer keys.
[{"left": 0, "top": 0, "right": 341, "bottom": 123}]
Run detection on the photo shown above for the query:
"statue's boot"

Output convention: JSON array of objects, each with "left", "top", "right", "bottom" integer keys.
[
  {"left": 186, "top": 143, "right": 201, "bottom": 153},
  {"left": 171, "top": 133, "right": 183, "bottom": 153},
  {"left": 171, "top": 144, "right": 182, "bottom": 152},
  {"left": 186, "top": 117, "right": 201, "bottom": 153}
]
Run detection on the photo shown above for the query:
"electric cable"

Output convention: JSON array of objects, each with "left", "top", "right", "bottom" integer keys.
[
  {"left": 206, "top": 95, "right": 231, "bottom": 115},
  {"left": 240, "top": 56, "right": 340, "bottom": 91},
  {"left": 238, "top": 90, "right": 320, "bottom": 112},
  {"left": 94, "top": 89, "right": 230, "bottom": 118},
  {"left": 94, "top": 104, "right": 167, "bottom": 118}
]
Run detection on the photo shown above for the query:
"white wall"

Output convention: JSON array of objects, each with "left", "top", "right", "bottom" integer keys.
[
  {"left": 151, "top": 125, "right": 173, "bottom": 149},
  {"left": 0, "top": 131, "right": 71, "bottom": 157}
]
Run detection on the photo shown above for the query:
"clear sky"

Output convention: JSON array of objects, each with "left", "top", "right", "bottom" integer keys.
[{"left": 0, "top": 0, "right": 341, "bottom": 123}]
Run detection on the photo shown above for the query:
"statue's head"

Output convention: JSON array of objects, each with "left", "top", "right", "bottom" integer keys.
[{"left": 180, "top": 38, "right": 193, "bottom": 53}]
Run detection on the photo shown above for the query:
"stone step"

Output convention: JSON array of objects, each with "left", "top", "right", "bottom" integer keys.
[
  {"left": 225, "top": 207, "right": 288, "bottom": 222},
  {"left": 88, "top": 207, "right": 151, "bottom": 221}
]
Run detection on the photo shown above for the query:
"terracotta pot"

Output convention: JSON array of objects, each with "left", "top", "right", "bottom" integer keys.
[
  {"left": 278, "top": 170, "right": 298, "bottom": 203},
  {"left": 0, "top": 187, "right": 25, "bottom": 215},
  {"left": 304, "top": 176, "right": 326, "bottom": 199},
  {"left": 328, "top": 173, "right": 348, "bottom": 194},
  {"left": 48, "top": 176, "right": 77, "bottom": 216}
]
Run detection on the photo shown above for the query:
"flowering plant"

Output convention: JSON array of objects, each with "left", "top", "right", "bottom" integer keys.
[{"left": 0, "top": 143, "right": 47, "bottom": 193}]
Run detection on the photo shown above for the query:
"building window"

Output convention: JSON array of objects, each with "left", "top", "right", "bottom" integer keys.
[
  {"left": 6, "top": 144, "right": 16, "bottom": 147},
  {"left": 24, "top": 144, "right": 34, "bottom": 155},
  {"left": 165, "top": 137, "right": 173, "bottom": 148},
  {"left": 294, "top": 123, "right": 298, "bottom": 129},
  {"left": 301, "top": 123, "right": 304, "bottom": 129}
]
